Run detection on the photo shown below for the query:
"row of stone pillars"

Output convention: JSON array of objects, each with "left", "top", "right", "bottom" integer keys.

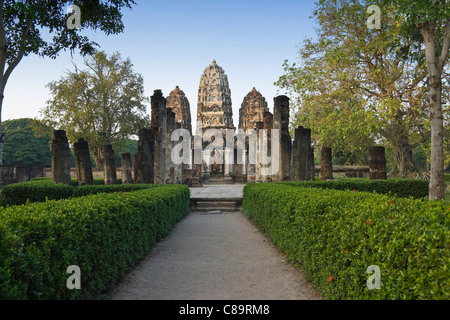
[
  {"left": 319, "top": 146, "right": 387, "bottom": 180},
  {"left": 52, "top": 132, "right": 140, "bottom": 186},
  {"left": 51, "top": 90, "right": 188, "bottom": 186}
]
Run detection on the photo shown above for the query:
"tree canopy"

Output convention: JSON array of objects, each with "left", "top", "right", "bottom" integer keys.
[
  {"left": 276, "top": 0, "right": 449, "bottom": 181},
  {"left": 0, "top": 0, "right": 137, "bottom": 164},
  {"left": 2, "top": 118, "right": 51, "bottom": 168},
  {"left": 39, "top": 51, "right": 149, "bottom": 169}
]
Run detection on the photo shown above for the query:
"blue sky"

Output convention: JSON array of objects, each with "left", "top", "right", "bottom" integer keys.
[{"left": 3, "top": 0, "right": 319, "bottom": 129}]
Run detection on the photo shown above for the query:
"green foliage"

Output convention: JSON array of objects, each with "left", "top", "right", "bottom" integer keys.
[
  {"left": 2, "top": 119, "right": 51, "bottom": 168},
  {"left": 281, "top": 178, "right": 429, "bottom": 199},
  {"left": 70, "top": 178, "right": 123, "bottom": 187},
  {"left": 0, "top": 179, "right": 157, "bottom": 206},
  {"left": 0, "top": 184, "right": 190, "bottom": 300},
  {"left": 113, "top": 139, "right": 138, "bottom": 168},
  {"left": 39, "top": 51, "right": 149, "bottom": 169},
  {"left": 243, "top": 183, "right": 449, "bottom": 300},
  {"left": 276, "top": 0, "right": 437, "bottom": 176},
  {"left": 71, "top": 184, "right": 158, "bottom": 198},
  {"left": 1, "top": 1, "right": 136, "bottom": 63},
  {"left": 0, "top": 180, "right": 74, "bottom": 206}
]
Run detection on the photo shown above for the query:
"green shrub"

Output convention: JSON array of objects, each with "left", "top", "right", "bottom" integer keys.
[
  {"left": 243, "top": 183, "right": 449, "bottom": 300},
  {"left": 72, "top": 184, "right": 158, "bottom": 198},
  {"left": 281, "top": 178, "right": 429, "bottom": 199},
  {"left": 0, "top": 180, "right": 74, "bottom": 206},
  {"left": 445, "top": 174, "right": 450, "bottom": 183},
  {"left": 71, "top": 178, "right": 123, "bottom": 186},
  {"left": 1, "top": 179, "right": 134, "bottom": 206},
  {"left": 0, "top": 184, "right": 190, "bottom": 300}
]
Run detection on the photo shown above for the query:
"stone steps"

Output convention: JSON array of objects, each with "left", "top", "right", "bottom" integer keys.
[
  {"left": 203, "top": 177, "right": 234, "bottom": 185},
  {"left": 191, "top": 198, "right": 241, "bottom": 212}
]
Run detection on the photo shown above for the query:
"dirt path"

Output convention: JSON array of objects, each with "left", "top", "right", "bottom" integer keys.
[{"left": 109, "top": 210, "right": 321, "bottom": 300}]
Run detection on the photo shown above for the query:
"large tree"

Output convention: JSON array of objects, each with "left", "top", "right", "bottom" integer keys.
[
  {"left": 39, "top": 51, "right": 149, "bottom": 169},
  {"left": 389, "top": 0, "right": 450, "bottom": 200},
  {"left": 2, "top": 118, "right": 51, "bottom": 168},
  {"left": 0, "top": 0, "right": 136, "bottom": 164},
  {"left": 276, "top": 0, "right": 448, "bottom": 181}
]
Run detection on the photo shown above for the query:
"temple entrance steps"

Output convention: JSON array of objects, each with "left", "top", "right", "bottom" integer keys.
[
  {"left": 202, "top": 173, "right": 234, "bottom": 185},
  {"left": 189, "top": 184, "right": 245, "bottom": 213},
  {"left": 195, "top": 200, "right": 239, "bottom": 212}
]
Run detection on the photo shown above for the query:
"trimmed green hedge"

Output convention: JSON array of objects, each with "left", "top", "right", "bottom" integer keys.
[
  {"left": 71, "top": 184, "right": 158, "bottom": 198},
  {"left": 1, "top": 180, "right": 139, "bottom": 206},
  {"left": 0, "top": 180, "right": 75, "bottom": 206},
  {"left": 243, "top": 183, "right": 449, "bottom": 300},
  {"left": 445, "top": 174, "right": 450, "bottom": 183},
  {"left": 30, "top": 178, "right": 124, "bottom": 186},
  {"left": 280, "top": 178, "right": 429, "bottom": 199},
  {"left": 0, "top": 184, "right": 190, "bottom": 300}
]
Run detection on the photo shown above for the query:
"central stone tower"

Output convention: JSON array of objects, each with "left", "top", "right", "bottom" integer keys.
[{"left": 197, "top": 60, "right": 234, "bottom": 132}]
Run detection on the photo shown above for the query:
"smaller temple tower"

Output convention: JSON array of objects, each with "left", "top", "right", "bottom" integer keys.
[
  {"left": 238, "top": 87, "right": 270, "bottom": 131},
  {"left": 166, "top": 86, "right": 192, "bottom": 134}
]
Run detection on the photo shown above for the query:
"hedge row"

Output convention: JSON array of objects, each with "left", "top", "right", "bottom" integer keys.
[
  {"left": 0, "top": 184, "right": 190, "bottom": 300},
  {"left": 31, "top": 178, "right": 124, "bottom": 186},
  {"left": 280, "top": 178, "right": 429, "bottom": 199},
  {"left": 242, "top": 183, "right": 449, "bottom": 300},
  {"left": 0, "top": 180, "right": 75, "bottom": 206},
  {"left": 0, "top": 180, "right": 150, "bottom": 206}
]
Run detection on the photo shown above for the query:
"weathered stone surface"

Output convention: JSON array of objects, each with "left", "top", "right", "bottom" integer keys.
[
  {"left": 166, "top": 108, "right": 176, "bottom": 184},
  {"left": 273, "top": 96, "right": 292, "bottom": 181},
  {"left": 0, "top": 165, "right": 15, "bottom": 187},
  {"left": 133, "top": 128, "right": 155, "bottom": 184},
  {"left": 121, "top": 153, "right": 133, "bottom": 184},
  {"left": 166, "top": 86, "right": 192, "bottom": 134},
  {"left": 103, "top": 145, "right": 117, "bottom": 185},
  {"left": 238, "top": 88, "right": 269, "bottom": 132},
  {"left": 293, "top": 126, "right": 314, "bottom": 181},
  {"left": 14, "top": 166, "right": 29, "bottom": 183},
  {"left": 151, "top": 90, "right": 167, "bottom": 184},
  {"left": 320, "top": 147, "right": 333, "bottom": 181},
  {"left": 51, "top": 130, "right": 71, "bottom": 185},
  {"left": 74, "top": 138, "right": 94, "bottom": 186},
  {"left": 261, "top": 111, "right": 273, "bottom": 183},
  {"left": 30, "top": 165, "right": 46, "bottom": 179},
  {"left": 369, "top": 146, "right": 387, "bottom": 180},
  {"left": 173, "top": 122, "right": 183, "bottom": 184},
  {"left": 197, "top": 60, "right": 233, "bottom": 132}
]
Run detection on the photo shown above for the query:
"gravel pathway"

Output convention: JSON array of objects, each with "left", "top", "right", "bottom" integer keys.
[{"left": 109, "top": 209, "right": 321, "bottom": 300}]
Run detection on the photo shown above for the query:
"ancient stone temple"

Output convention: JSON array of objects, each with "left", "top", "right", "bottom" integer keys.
[
  {"left": 166, "top": 86, "right": 192, "bottom": 134},
  {"left": 197, "top": 60, "right": 234, "bottom": 131},
  {"left": 197, "top": 60, "right": 235, "bottom": 179},
  {"left": 238, "top": 88, "right": 269, "bottom": 132}
]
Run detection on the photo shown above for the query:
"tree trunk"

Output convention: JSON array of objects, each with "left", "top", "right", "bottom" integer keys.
[
  {"left": 0, "top": 93, "right": 4, "bottom": 165},
  {"left": 428, "top": 75, "right": 446, "bottom": 199},
  {"left": 390, "top": 139, "right": 428, "bottom": 179},
  {"left": 420, "top": 23, "right": 447, "bottom": 200},
  {"left": 92, "top": 146, "right": 105, "bottom": 171}
]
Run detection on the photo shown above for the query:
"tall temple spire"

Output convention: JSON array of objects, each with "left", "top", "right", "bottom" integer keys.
[{"left": 197, "top": 60, "right": 233, "bottom": 132}]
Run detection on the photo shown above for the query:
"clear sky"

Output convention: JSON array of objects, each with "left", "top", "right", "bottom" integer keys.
[{"left": 3, "top": 0, "right": 319, "bottom": 130}]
